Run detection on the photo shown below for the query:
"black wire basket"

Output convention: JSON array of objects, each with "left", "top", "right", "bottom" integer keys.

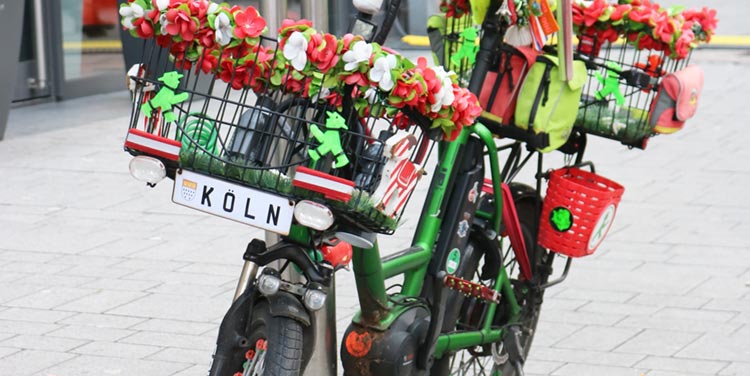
[
  {"left": 574, "top": 37, "right": 691, "bottom": 149},
  {"left": 124, "top": 37, "right": 437, "bottom": 234},
  {"left": 427, "top": 6, "right": 477, "bottom": 87}
]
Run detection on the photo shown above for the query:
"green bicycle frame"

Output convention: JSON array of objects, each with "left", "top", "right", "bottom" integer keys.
[{"left": 349, "top": 122, "right": 522, "bottom": 359}]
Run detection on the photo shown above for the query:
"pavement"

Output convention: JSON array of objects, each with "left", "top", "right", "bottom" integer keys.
[{"left": 0, "top": 46, "right": 749, "bottom": 376}]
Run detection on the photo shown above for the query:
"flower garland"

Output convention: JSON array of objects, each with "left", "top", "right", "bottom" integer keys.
[
  {"left": 572, "top": 0, "right": 718, "bottom": 59},
  {"left": 120, "top": 0, "right": 481, "bottom": 141}
]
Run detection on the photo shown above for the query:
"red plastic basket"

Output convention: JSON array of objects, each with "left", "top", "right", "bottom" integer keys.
[{"left": 538, "top": 168, "right": 625, "bottom": 257}]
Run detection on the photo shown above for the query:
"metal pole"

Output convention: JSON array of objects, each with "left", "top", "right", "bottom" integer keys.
[
  {"left": 298, "top": 2, "right": 334, "bottom": 372},
  {"left": 301, "top": 0, "right": 329, "bottom": 31},
  {"left": 259, "top": 0, "right": 287, "bottom": 38}
]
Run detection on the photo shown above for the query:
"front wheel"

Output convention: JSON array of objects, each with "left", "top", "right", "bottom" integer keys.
[{"left": 236, "top": 300, "right": 305, "bottom": 376}]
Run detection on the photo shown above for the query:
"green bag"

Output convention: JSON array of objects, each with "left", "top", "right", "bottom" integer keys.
[{"left": 514, "top": 55, "right": 587, "bottom": 152}]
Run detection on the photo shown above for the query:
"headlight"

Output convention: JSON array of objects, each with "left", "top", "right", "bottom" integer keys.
[
  {"left": 257, "top": 273, "right": 281, "bottom": 296},
  {"left": 293, "top": 200, "right": 334, "bottom": 231},
  {"left": 303, "top": 289, "right": 327, "bottom": 311},
  {"left": 129, "top": 156, "right": 166, "bottom": 185}
]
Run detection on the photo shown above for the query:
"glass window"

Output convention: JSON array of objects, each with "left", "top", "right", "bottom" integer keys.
[{"left": 61, "top": 0, "right": 124, "bottom": 81}]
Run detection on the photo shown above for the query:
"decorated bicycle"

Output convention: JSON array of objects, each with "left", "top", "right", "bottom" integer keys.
[{"left": 120, "top": 0, "right": 716, "bottom": 375}]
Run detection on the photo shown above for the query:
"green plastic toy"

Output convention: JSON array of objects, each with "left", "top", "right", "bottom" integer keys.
[
  {"left": 595, "top": 62, "right": 625, "bottom": 106},
  {"left": 142, "top": 71, "right": 189, "bottom": 123},
  {"left": 308, "top": 111, "right": 350, "bottom": 169},
  {"left": 450, "top": 27, "right": 479, "bottom": 66},
  {"left": 550, "top": 207, "right": 573, "bottom": 232}
]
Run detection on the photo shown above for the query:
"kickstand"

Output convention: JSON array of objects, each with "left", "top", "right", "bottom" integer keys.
[{"left": 503, "top": 325, "right": 526, "bottom": 376}]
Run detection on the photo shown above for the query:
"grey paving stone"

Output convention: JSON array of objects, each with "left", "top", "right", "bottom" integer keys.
[
  {"left": 107, "top": 294, "right": 229, "bottom": 322},
  {"left": 537, "top": 309, "right": 626, "bottom": 327},
  {"left": 47, "top": 325, "right": 135, "bottom": 342},
  {"left": 0, "top": 334, "right": 89, "bottom": 353},
  {"left": 13, "top": 274, "right": 96, "bottom": 288},
  {"left": 34, "top": 354, "right": 191, "bottom": 376},
  {"left": 523, "top": 359, "right": 564, "bottom": 375},
  {"left": 578, "top": 301, "right": 661, "bottom": 317},
  {"left": 652, "top": 307, "right": 738, "bottom": 323},
  {"left": 677, "top": 334, "right": 750, "bottom": 363},
  {"left": 616, "top": 329, "right": 702, "bottom": 357},
  {"left": 532, "top": 346, "right": 644, "bottom": 367},
  {"left": 628, "top": 294, "right": 711, "bottom": 310},
  {"left": 5, "top": 286, "right": 97, "bottom": 309},
  {"left": 0, "top": 349, "right": 75, "bottom": 376},
  {"left": 59, "top": 313, "right": 147, "bottom": 329},
  {"left": 555, "top": 288, "right": 636, "bottom": 304},
  {"left": 0, "top": 345, "right": 20, "bottom": 358},
  {"left": 80, "top": 277, "right": 163, "bottom": 292},
  {"left": 686, "top": 277, "right": 749, "bottom": 300},
  {"left": 71, "top": 340, "right": 162, "bottom": 359},
  {"left": 636, "top": 356, "right": 728, "bottom": 375},
  {"left": 120, "top": 331, "right": 214, "bottom": 351},
  {"left": 147, "top": 347, "right": 211, "bottom": 364},
  {"left": 719, "top": 362, "right": 750, "bottom": 376},
  {"left": 0, "top": 321, "right": 62, "bottom": 336},
  {"left": 131, "top": 318, "right": 217, "bottom": 336},
  {"left": 551, "top": 363, "right": 647, "bottom": 376},
  {"left": 169, "top": 364, "right": 211, "bottom": 376},
  {"left": 0, "top": 307, "right": 76, "bottom": 324},
  {"left": 554, "top": 326, "right": 640, "bottom": 352},
  {"left": 616, "top": 315, "right": 742, "bottom": 336},
  {"left": 0, "top": 283, "right": 46, "bottom": 304},
  {"left": 55, "top": 290, "right": 148, "bottom": 314}
]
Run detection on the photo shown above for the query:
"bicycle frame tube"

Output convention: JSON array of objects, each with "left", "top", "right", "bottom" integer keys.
[{"left": 352, "top": 123, "right": 521, "bottom": 343}]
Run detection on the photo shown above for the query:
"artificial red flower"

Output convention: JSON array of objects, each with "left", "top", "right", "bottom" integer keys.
[
  {"left": 581, "top": 0, "right": 608, "bottom": 27},
  {"left": 653, "top": 11, "right": 676, "bottom": 43},
  {"left": 233, "top": 6, "right": 266, "bottom": 40},
  {"left": 132, "top": 17, "right": 155, "bottom": 38},
  {"left": 197, "top": 52, "right": 218, "bottom": 74},
  {"left": 609, "top": 4, "right": 631, "bottom": 22},
  {"left": 628, "top": 4, "right": 657, "bottom": 25},
  {"left": 674, "top": 28, "right": 695, "bottom": 59},
  {"left": 245, "top": 45, "right": 274, "bottom": 92},
  {"left": 596, "top": 27, "right": 619, "bottom": 44},
  {"left": 307, "top": 33, "right": 340, "bottom": 73},
  {"left": 219, "top": 59, "right": 249, "bottom": 89},
  {"left": 278, "top": 19, "right": 313, "bottom": 38},
  {"left": 165, "top": 8, "right": 198, "bottom": 41}
]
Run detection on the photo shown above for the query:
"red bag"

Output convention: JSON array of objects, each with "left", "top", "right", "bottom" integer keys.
[
  {"left": 649, "top": 65, "right": 704, "bottom": 134},
  {"left": 479, "top": 44, "right": 540, "bottom": 125}
]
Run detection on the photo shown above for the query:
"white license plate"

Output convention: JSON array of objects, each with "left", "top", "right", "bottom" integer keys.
[{"left": 173, "top": 170, "right": 295, "bottom": 235}]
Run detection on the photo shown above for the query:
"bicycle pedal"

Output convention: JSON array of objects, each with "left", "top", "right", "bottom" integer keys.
[{"left": 443, "top": 275, "right": 501, "bottom": 304}]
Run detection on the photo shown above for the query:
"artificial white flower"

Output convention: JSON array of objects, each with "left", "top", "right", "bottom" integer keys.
[
  {"left": 207, "top": 2, "right": 220, "bottom": 14},
  {"left": 342, "top": 41, "right": 372, "bottom": 71},
  {"left": 283, "top": 32, "right": 309, "bottom": 71},
  {"left": 214, "top": 12, "right": 233, "bottom": 46},
  {"left": 364, "top": 87, "right": 379, "bottom": 104},
  {"left": 155, "top": 0, "right": 169, "bottom": 11},
  {"left": 430, "top": 66, "right": 456, "bottom": 112},
  {"left": 119, "top": 3, "right": 145, "bottom": 30},
  {"left": 369, "top": 54, "right": 397, "bottom": 91}
]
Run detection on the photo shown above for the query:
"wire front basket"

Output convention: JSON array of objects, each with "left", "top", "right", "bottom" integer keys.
[
  {"left": 124, "top": 37, "right": 436, "bottom": 234},
  {"left": 574, "top": 37, "right": 691, "bottom": 149}
]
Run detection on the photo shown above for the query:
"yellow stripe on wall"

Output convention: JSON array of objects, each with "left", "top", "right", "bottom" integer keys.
[{"left": 402, "top": 34, "right": 750, "bottom": 48}]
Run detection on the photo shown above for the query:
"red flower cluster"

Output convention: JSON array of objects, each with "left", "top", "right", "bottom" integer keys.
[
  {"left": 121, "top": 0, "right": 482, "bottom": 140},
  {"left": 572, "top": 0, "right": 718, "bottom": 60}
]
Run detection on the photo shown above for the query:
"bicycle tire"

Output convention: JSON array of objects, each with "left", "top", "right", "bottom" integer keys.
[
  {"left": 431, "top": 193, "right": 551, "bottom": 376},
  {"left": 237, "top": 300, "right": 306, "bottom": 376}
]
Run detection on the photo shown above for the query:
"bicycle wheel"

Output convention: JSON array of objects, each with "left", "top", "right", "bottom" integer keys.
[
  {"left": 236, "top": 300, "right": 305, "bottom": 376},
  {"left": 431, "top": 192, "right": 551, "bottom": 376}
]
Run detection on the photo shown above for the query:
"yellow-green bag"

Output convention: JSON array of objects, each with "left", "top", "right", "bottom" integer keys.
[{"left": 515, "top": 55, "right": 587, "bottom": 152}]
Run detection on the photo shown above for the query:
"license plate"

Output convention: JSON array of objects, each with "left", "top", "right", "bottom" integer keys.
[{"left": 173, "top": 170, "right": 295, "bottom": 235}]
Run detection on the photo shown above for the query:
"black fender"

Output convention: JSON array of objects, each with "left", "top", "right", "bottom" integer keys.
[
  {"left": 507, "top": 182, "right": 541, "bottom": 208},
  {"left": 266, "top": 291, "right": 312, "bottom": 326}
]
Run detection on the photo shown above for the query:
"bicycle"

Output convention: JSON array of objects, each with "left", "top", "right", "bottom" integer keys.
[{"left": 119, "top": 0, "right": 714, "bottom": 375}]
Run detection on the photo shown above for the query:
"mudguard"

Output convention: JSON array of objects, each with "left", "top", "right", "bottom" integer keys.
[{"left": 266, "top": 291, "right": 312, "bottom": 326}]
